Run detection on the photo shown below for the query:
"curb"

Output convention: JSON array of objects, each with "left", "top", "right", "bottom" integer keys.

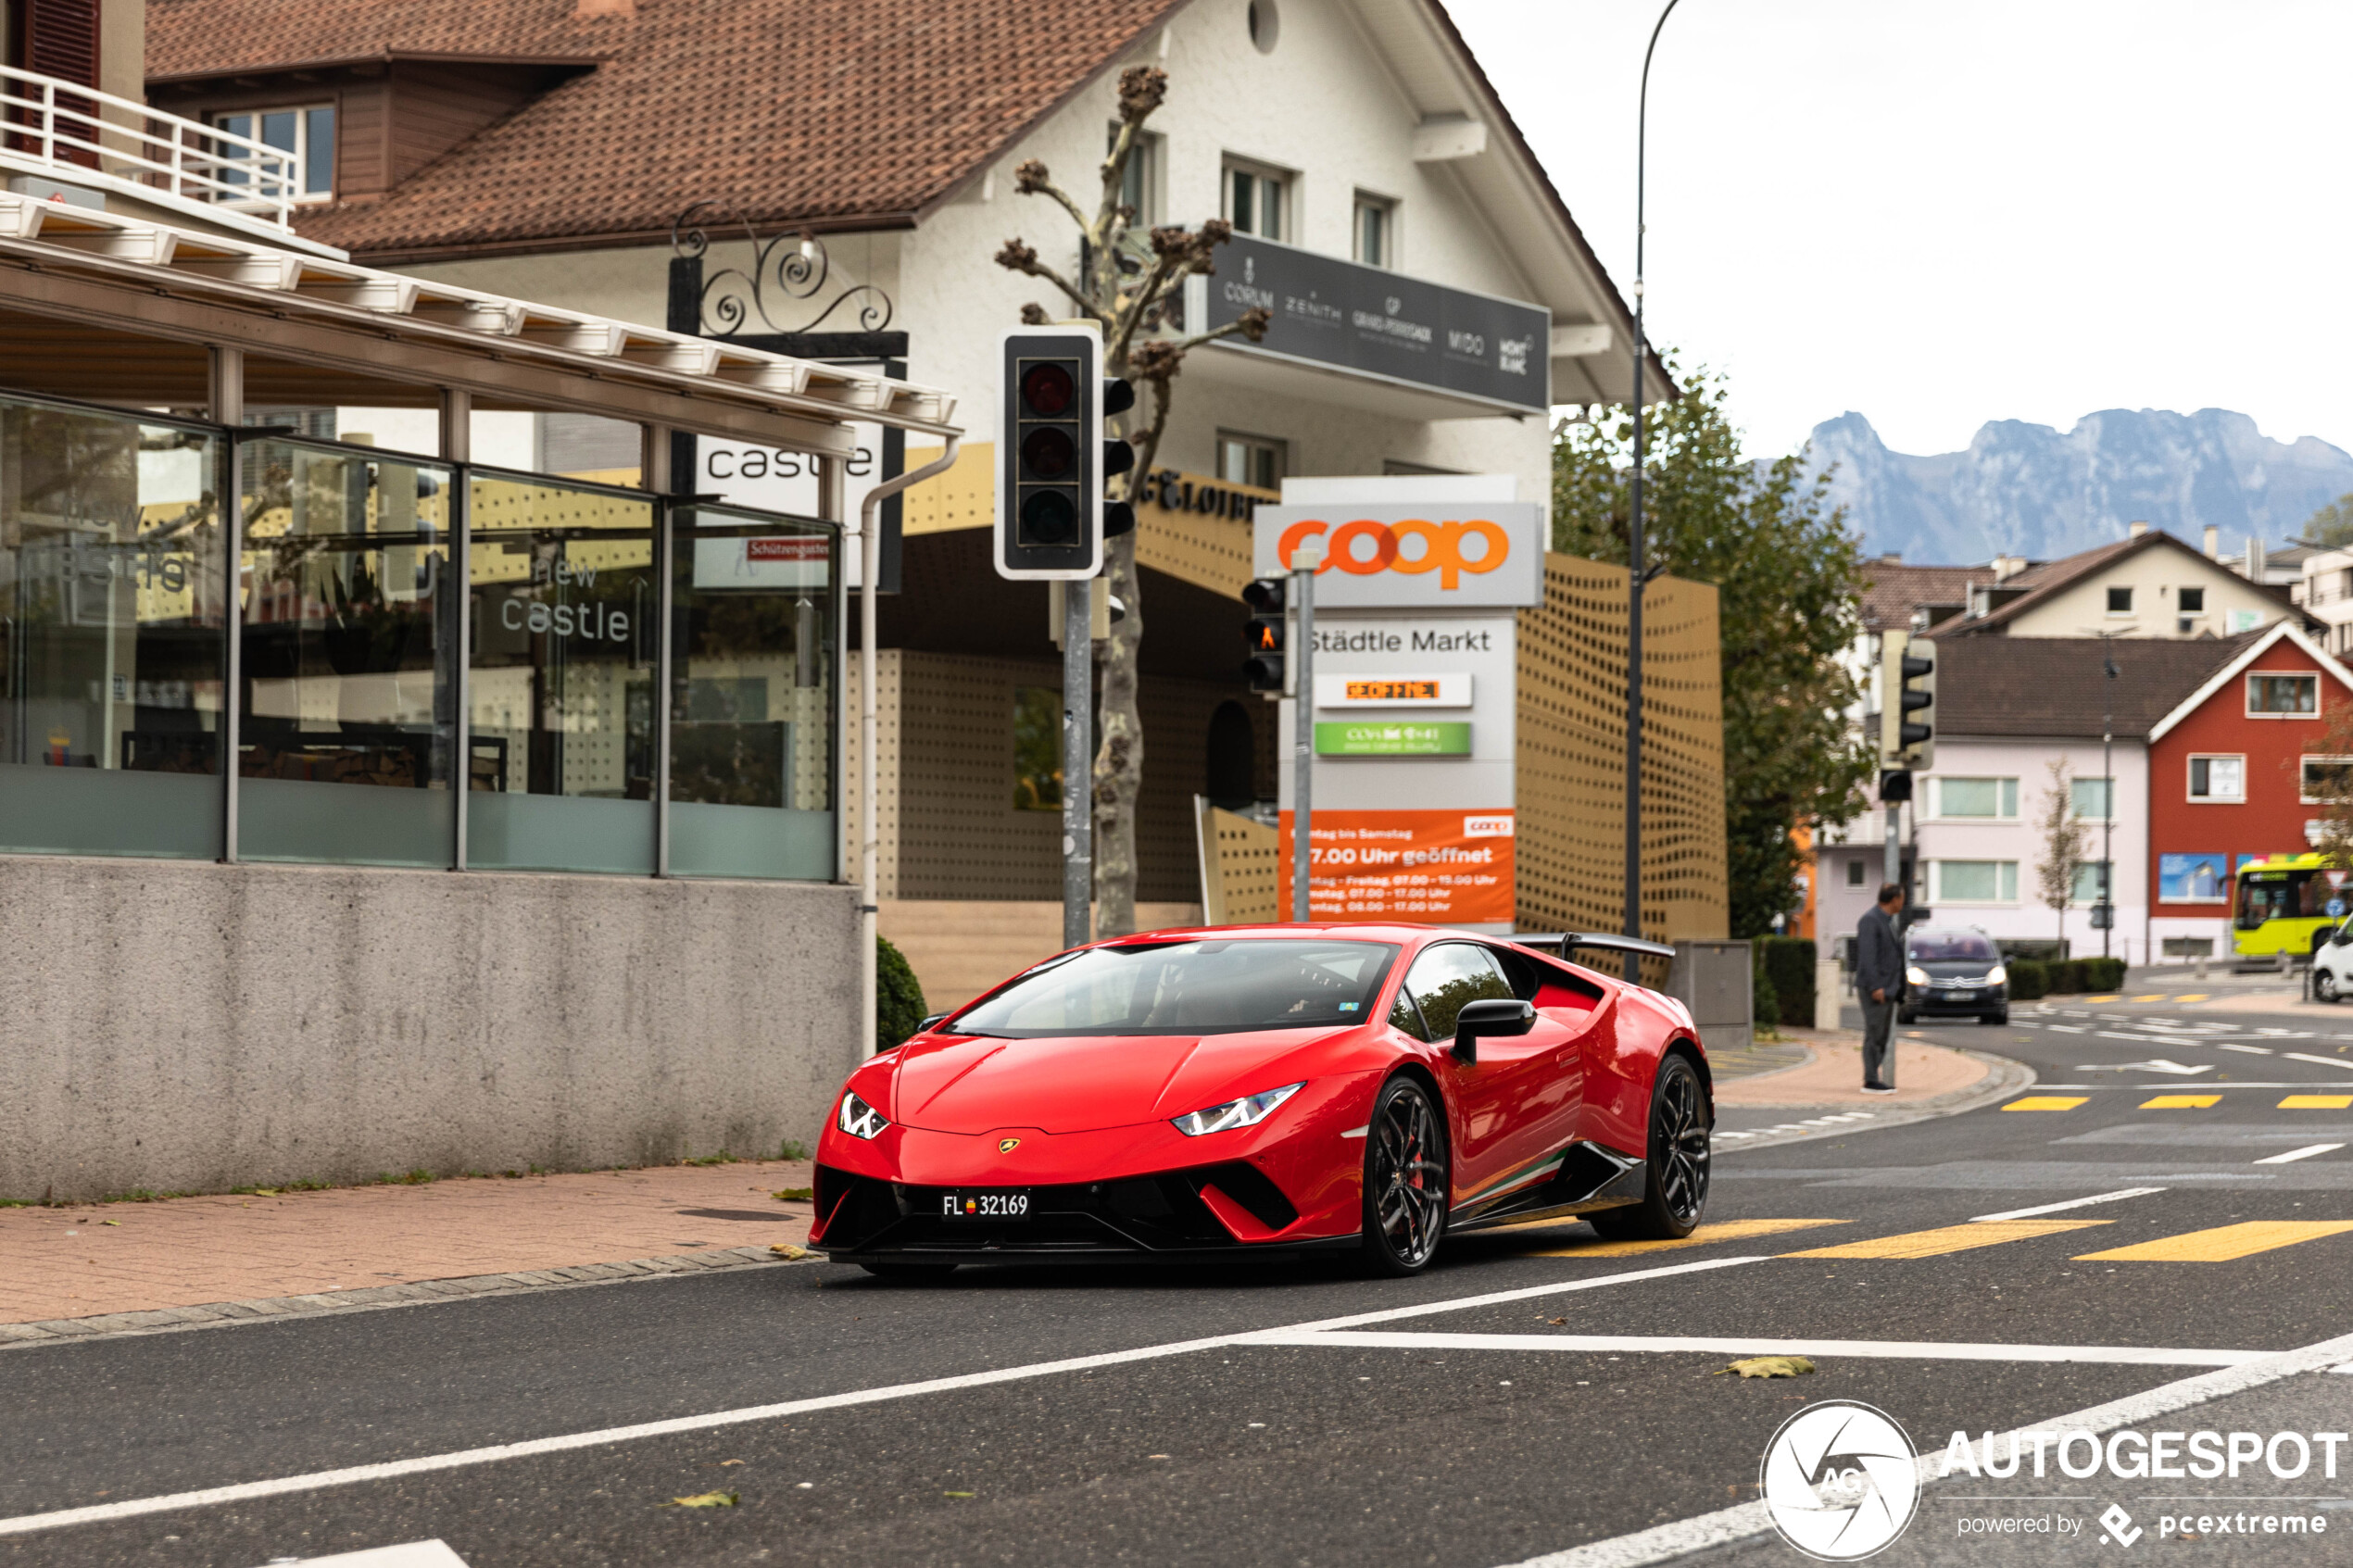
[
  {"left": 1713, "top": 1047, "right": 2036, "bottom": 1155},
  {"left": 0, "top": 1243, "right": 812, "bottom": 1352}
]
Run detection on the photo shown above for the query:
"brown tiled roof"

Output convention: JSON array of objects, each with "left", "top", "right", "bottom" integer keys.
[
  {"left": 147, "top": 0, "right": 1185, "bottom": 259},
  {"left": 1940, "top": 530, "right": 2306, "bottom": 635},
  {"left": 1856, "top": 560, "right": 1982, "bottom": 629},
  {"left": 1919, "top": 630, "right": 2257, "bottom": 739}
]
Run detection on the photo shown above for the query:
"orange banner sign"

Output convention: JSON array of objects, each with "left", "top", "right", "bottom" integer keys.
[{"left": 1276, "top": 809, "right": 1515, "bottom": 924}]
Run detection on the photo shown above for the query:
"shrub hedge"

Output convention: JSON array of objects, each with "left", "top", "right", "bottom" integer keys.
[
  {"left": 2005, "top": 960, "right": 2048, "bottom": 1000},
  {"left": 876, "top": 935, "right": 928, "bottom": 1049},
  {"left": 1753, "top": 965, "right": 1780, "bottom": 1035},
  {"left": 1756, "top": 937, "right": 1817, "bottom": 1027}
]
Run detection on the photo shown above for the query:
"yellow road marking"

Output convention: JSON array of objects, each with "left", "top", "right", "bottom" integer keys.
[
  {"left": 2004, "top": 1097, "right": 2089, "bottom": 1111},
  {"left": 2140, "top": 1094, "right": 2221, "bottom": 1110},
  {"left": 1516, "top": 1218, "right": 1851, "bottom": 1259},
  {"left": 2085, "top": 995, "right": 2121, "bottom": 1003},
  {"left": 2130, "top": 994, "right": 2166, "bottom": 1002},
  {"left": 2174, "top": 993, "right": 2209, "bottom": 1002},
  {"left": 2076, "top": 1221, "right": 2353, "bottom": 1262},
  {"left": 2280, "top": 1096, "right": 2353, "bottom": 1110},
  {"left": 1785, "top": 1219, "right": 2109, "bottom": 1260}
]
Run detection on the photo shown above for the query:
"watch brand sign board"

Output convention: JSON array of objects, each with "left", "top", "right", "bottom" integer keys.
[{"left": 1203, "top": 233, "right": 1551, "bottom": 413}]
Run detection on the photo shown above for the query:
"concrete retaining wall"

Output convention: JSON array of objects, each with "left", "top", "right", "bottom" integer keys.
[{"left": 0, "top": 856, "right": 861, "bottom": 1201}]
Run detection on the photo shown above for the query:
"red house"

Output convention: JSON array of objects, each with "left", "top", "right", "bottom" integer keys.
[{"left": 2146, "top": 624, "right": 2353, "bottom": 959}]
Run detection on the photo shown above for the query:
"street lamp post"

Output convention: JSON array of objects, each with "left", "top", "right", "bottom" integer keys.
[{"left": 1624, "top": 0, "right": 1681, "bottom": 984}]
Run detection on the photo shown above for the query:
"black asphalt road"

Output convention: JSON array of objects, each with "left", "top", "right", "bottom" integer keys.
[{"left": 6, "top": 988, "right": 2351, "bottom": 1568}]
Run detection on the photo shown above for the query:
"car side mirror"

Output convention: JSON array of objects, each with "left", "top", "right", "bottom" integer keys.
[
  {"left": 916, "top": 1013, "right": 949, "bottom": 1034},
  {"left": 1453, "top": 997, "right": 1536, "bottom": 1063}
]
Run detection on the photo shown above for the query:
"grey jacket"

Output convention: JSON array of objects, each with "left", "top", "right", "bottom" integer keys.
[{"left": 1856, "top": 907, "right": 1906, "bottom": 1001}]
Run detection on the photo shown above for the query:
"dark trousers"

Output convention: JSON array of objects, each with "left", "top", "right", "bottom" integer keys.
[{"left": 1860, "top": 997, "right": 1897, "bottom": 1088}]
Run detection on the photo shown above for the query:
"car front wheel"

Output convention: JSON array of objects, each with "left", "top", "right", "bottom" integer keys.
[
  {"left": 2319, "top": 966, "right": 2342, "bottom": 1004},
  {"left": 1360, "top": 1076, "right": 1449, "bottom": 1276},
  {"left": 1589, "top": 1053, "right": 1710, "bottom": 1241}
]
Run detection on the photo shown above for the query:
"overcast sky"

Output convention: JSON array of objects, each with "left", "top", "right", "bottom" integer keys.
[{"left": 1453, "top": 0, "right": 2353, "bottom": 461}]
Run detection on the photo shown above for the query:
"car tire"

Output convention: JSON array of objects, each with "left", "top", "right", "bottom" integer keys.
[
  {"left": 1984, "top": 1010, "right": 2008, "bottom": 1025},
  {"left": 1587, "top": 1052, "right": 1711, "bottom": 1242},
  {"left": 1896, "top": 1010, "right": 1916, "bottom": 1025},
  {"left": 2318, "top": 967, "right": 2342, "bottom": 1005},
  {"left": 857, "top": 1261, "right": 958, "bottom": 1281},
  {"left": 1358, "top": 1075, "right": 1449, "bottom": 1276}
]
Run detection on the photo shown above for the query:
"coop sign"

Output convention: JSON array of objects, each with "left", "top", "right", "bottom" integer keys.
[{"left": 1253, "top": 504, "right": 1543, "bottom": 608}]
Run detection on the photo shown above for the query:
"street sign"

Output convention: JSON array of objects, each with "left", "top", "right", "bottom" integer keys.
[
  {"left": 2329, "top": 869, "right": 2348, "bottom": 890},
  {"left": 2090, "top": 903, "right": 2115, "bottom": 930},
  {"left": 2330, "top": 898, "right": 2347, "bottom": 919}
]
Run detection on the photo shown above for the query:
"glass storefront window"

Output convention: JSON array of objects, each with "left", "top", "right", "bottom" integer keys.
[
  {"left": 237, "top": 439, "right": 457, "bottom": 865},
  {"left": 467, "top": 470, "right": 659, "bottom": 873},
  {"left": 0, "top": 395, "right": 227, "bottom": 858},
  {"left": 668, "top": 504, "right": 837, "bottom": 879}
]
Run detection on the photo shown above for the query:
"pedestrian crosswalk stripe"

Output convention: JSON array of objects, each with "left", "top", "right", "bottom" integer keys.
[
  {"left": 2004, "top": 1097, "right": 2089, "bottom": 1111},
  {"left": 2086, "top": 995, "right": 2121, "bottom": 1002},
  {"left": 2076, "top": 1221, "right": 2353, "bottom": 1262},
  {"left": 1516, "top": 1218, "right": 1849, "bottom": 1258},
  {"left": 1784, "top": 1220, "right": 2109, "bottom": 1260},
  {"left": 2140, "top": 1094, "right": 2221, "bottom": 1109},
  {"left": 2130, "top": 994, "right": 2166, "bottom": 1002},
  {"left": 2280, "top": 1095, "right": 2353, "bottom": 1110},
  {"left": 2175, "top": 994, "right": 2210, "bottom": 1002}
]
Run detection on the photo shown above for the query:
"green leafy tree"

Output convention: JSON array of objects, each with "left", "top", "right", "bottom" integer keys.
[
  {"left": 2300, "top": 492, "right": 2353, "bottom": 549},
  {"left": 1552, "top": 362, "right": 1874, "bottom": 937}
]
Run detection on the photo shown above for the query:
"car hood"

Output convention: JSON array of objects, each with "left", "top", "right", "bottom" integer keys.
[{"left": 889, "top": 1029, "right": 1348, "bottom": 1135}]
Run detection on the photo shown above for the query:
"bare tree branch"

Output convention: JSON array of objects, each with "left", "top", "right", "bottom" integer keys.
[
  {"left": 993, "top": 238, "right": 1105, "bottom": 324},
  {"left": 1013, "top": 160, "right": 1093, "bottom": 245}
]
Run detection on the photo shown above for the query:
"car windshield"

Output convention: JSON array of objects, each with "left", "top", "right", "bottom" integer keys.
[
  {"left": 949, "top": 938, "right": 1402, "bottom": 1037},
  {"left": 1906, "top": 932, "right": 1997, "bottom": 963}
]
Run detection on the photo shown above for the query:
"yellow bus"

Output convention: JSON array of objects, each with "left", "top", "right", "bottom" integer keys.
[{"left": 2233, "top": 853, "right": 2346, "bottom": 959}]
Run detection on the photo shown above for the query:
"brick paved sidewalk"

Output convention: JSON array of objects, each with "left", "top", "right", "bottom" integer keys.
[{"left": 0, "top": 1160, "right": 815, "bottom": 1328}]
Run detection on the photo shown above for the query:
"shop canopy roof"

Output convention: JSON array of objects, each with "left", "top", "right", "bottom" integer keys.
[{"left": 0, "top": 192, "right": 961, "bottom": 456}]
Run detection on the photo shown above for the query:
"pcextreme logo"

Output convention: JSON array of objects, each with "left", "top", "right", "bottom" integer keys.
[
  {"left": 1761, "top": 1401, "right": 1920, "bottom": 1561},
  {"left": 1275, "top": 518, "right": 1510, "bottom": 590},
  {"left": 1252, "top": 501, "right": 1544, "bottom": 608}
]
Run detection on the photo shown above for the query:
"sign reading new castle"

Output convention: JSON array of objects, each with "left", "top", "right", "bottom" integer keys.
[{"left": 1255, "top": 486, "right": 1544, "bottom": 930}]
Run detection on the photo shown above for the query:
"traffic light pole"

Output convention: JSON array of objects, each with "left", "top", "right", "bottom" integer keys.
[
  {"left": 1291, "top": 550, "right": 1317, "bottom": 922},
  {"left": 1063, "top": 578, "right": 1092, "bottom": 950}
]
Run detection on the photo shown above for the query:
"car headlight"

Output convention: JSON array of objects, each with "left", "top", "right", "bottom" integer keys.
[
  {"left": 1171, "top": 1082, "right": 1303, "bottom": 1137},
  {"left": 1985, "top": 963, "right": 2007, "bottom": 985},
  {"left": 1905, "top": 965, "right": 1929, "bottom": 986},
  {"left": 837, "top": 1089, "right": 889, "bottom": 1139}
]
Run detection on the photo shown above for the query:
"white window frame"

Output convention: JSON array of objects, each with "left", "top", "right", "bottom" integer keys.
[
  {"left": 1928, "top": 859, "right": 2019, "bottom": 906},
  {"left": 2298, "top": 755, "right": 2353, "bottom": 805},
  {"left": 1215, "top": 429, "right": 1287, "bottom": 492},
  {"left": 2070, "top": 776, "right": 2116, "bottom": 822},
  {"left": 1222, "top": 157, "right": 1291, "bottom": 241},
  {"left": 210, "top": 104, "right": 335, "bottom": 204},
  {"left": 1106, "top": 124, "right": 1163, "bottom": 224},
  {"left": 2070, "top": 859, "right": 2114, "bottom": 906},
  {"left": 1353, "top": 191, "right": 1396, "bottom": 269},
  {"left": 2246, "top": 671, "right": 2320, "bottom": 718},
  {"left": 2186, "top": 753, "right": 2246, "bottom": 803},
  {"left": 1926, "top": 775, "right": 2019, "bottom": 821}
]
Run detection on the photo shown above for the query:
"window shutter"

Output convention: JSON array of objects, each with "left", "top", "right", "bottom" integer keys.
[{"left": 26, "top": 0, "right": 102, "bottom": 87}]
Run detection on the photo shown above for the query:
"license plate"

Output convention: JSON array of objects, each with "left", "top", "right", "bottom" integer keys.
[
  {"left": 1952, "top": 990, "right": 1978, "bottom": 1001},
  {"left": 940, "top": 1189, "right": 1031, "bottom": 1221}
]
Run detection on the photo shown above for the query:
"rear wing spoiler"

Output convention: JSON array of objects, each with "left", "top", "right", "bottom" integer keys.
[{"left": 1509, "top": 932, "right": 1679, "bottom": 964}]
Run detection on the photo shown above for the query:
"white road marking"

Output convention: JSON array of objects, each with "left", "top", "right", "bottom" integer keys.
[
  {"left": 2254, "top": 1143, "right": 2347, "bottom": 1165},
  {"left": 270, "top": 1543, "right": 471, "bottom": 1568},
  {"left": 1491, "top": 1326, "right": 2353, "bottom": 1568},
  {"left": 1266, "top": 1330, "right": 2259, "bottom": 1367},
  {"left": 0, "top": 1255, "right": 1767, "bottom": 1538},
  {"left": 1970, "top": 1186, "right": 2166, "bottom": 1223},
  {"left": 2048, "top": 1024, "right": 2086, "bottom": 1034},
  {"left": 2219, "top": 1044, "right": 2274, "bottom": 1055},
  {"left": 2283, "top": 1051, "right": 2353, "bottom": 1070},
  {"left": 2078, "top": 1060, "right": 2211, "bottom": 1075}
]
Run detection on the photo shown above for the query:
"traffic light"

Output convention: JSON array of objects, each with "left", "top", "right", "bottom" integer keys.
[
  {"left": 1878, "top": 628, "right": 1936, "bottom": 771},
  {"left": 997, "top": 325, "right": 1101, "bottom": 580},
  {"left": 1102, "top": 375, "right": 1137, "bottom": 537},
  {"left": 1243, "top": 576, "right": 1286, "bottom": 692}
]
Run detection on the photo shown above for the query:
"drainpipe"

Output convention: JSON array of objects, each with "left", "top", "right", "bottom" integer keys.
[{"left": 856, "top": 436, "right": 962, "bottom": 1059}]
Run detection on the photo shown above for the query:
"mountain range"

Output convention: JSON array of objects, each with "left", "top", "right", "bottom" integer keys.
[{"left": 1802, "top": 409, "right": 2353, "bottom": 564}]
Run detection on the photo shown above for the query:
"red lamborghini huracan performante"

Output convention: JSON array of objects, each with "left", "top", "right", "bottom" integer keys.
[{"left": 811, "top": 924, "right": 1712, "bottom": 1279}]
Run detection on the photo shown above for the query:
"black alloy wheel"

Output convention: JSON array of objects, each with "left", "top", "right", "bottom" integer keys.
[
  {"left": 1589, "top": 1053, "right": 1711, "bottom": 1241},
  {"left": 1360, "top": 1076, "right": 1448, "bottom": 1276}
]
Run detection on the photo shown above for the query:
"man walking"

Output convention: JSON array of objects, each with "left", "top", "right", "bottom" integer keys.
[{"left": 1856, "top": 883, "right": 1906, "bottom": 1094}]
